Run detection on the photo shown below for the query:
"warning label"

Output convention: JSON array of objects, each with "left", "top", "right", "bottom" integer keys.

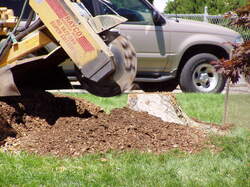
[{"left": 46, "top": 0, "right": 94, "bottom": 52}]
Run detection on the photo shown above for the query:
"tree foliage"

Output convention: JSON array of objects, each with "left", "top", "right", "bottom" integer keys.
[
  {"left": 213, "top": 3, "right": 250, "bottom": 84},
  {"left": 165, "top": 0, "right": 248, "bottom": 14},
  {"left": 214, "top": 42, "right": 250, "bottom": 84},
  {"left": 228, "top": 3, "right": 250, "bottom": 28}
]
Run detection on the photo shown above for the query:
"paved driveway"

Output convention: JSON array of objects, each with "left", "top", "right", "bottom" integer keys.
[{"left": 172, "top": 77, "right": 250, "bottom": 94}]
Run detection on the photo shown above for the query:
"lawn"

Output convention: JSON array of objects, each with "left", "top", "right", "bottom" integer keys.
[
  {"left": 68, "top": 93, "right": 128, "bottom": 113},
  {"left": 0, "top": 93, "right": 249, "bottom": 187},
  {"left": 176, "top": 93, "right": 224, "bottom": 124},
  {"left": 226, "top": 94, "right": 250, "bottom": 128}
]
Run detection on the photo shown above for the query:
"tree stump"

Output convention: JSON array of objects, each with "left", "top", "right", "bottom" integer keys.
[
  {"left": 128, "top": 93, "right": 189, "bottom": 125},
  {"left": 128, "top": 93, "right": 223, "bottom": 133}
]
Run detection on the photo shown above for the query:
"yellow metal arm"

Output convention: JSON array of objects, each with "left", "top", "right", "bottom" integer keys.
[{"left": 0, "top": 31, "right": 52, "bottom": 68}]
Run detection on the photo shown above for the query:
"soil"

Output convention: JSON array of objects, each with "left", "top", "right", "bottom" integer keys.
[{"left": 0, "top": 92, "right": 208, "bottom": 157}]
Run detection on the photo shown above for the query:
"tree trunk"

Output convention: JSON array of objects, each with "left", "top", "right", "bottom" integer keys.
[{"left": 128, "top": 93, "right": 223, "bottom": 133}]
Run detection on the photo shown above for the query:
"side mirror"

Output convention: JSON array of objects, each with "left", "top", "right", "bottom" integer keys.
[{"left": 152, "top": 10, "right": 164, "bottom": 25}]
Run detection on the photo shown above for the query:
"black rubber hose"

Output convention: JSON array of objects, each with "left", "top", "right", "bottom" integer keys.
[
  {"left": 0, "top": 18, "right": 43, "bottom": 63},
  {"left": 0, "top": 0, "right": 29, "bottom": 61},
  {"left": 16, "top": 18, "right": 43, "bottom": 41},
  {"left": 16, "top": 10, "right": 35, "bottom": 32}
]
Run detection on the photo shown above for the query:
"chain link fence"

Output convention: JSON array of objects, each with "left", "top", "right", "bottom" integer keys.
[{"left": 165, "top": 14, "right": 250, "bottom": 41}]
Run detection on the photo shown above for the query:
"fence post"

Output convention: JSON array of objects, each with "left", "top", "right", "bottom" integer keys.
[
  {"left": 223, "top": 80, "right": 230, "bottom": 125},
  {"left": 204, "top": 6, "right": 208, "bottom": 22}
]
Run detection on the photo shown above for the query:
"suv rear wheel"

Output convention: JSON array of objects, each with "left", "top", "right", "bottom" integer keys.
[{"left": 179, "top": 53, "right": 226, "bottom": 93}]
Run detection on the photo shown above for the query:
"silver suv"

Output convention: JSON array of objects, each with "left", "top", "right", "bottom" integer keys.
[{"left": 77, "top": 0, "right": 243, "bottom": 93}]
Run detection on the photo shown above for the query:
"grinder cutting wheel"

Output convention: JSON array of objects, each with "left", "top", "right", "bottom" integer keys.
[
  {"left": 0, "top": 0, "right": 137, "bottom": 97},
  {"left": 76, "top": 35, "right": 137, "bottom": 97}
]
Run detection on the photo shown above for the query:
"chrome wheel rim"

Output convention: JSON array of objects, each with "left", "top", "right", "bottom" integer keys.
[{"left": 192, "top": 63, "right": 219, "bottom": 92}]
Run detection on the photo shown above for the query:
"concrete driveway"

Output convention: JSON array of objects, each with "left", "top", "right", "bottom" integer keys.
[{"left": 171, "top": 77, "right": 250, "bottom": 94}]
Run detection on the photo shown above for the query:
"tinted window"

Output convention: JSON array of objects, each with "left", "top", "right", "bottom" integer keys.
[
  {"left": 0, "top": 0, "right": 31, "bottom": 19},
  {"left": 81, "top": 0, "right": 95, "bottom": 15},
  {"left": 100, "top": 0, "right": 154, "bottom": 25}
]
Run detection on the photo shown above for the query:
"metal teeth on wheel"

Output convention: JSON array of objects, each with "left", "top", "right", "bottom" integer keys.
[{"left": 110, "top": 35, "right": 137, "bottom": 92}]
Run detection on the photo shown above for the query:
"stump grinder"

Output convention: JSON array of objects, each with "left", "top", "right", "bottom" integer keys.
[{"left": 0, "top": 0, "right": 137, "bottom": 97}]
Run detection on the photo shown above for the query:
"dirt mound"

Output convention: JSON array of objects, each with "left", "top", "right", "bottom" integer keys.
[
  {"left": 0, "top": 116, "right": 17, "bottom": 146},
  {"left": 0, "top": 92, "right": 207, "bottom": 157}
]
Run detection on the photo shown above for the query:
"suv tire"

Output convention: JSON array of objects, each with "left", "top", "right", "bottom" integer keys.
[{"left": 179, "top": 53, "right": 226, "bottom": 93}]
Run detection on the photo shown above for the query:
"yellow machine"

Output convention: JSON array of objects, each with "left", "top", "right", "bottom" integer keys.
[{"left": 0, "top": 0, "right": 137, "bottom": 97}]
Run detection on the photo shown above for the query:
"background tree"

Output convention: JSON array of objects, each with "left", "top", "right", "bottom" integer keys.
[{"left": 165, "top": 0, "right": 247, "bottom": 14}]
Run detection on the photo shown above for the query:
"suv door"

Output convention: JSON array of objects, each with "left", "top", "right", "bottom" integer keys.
[{"left": 99, "top": 0, "right": 170, "bottom": 73}]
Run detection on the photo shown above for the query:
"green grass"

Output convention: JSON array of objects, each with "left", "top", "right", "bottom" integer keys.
[
  {"left": 227, "top": 94, "right": 250, "bottom": 128},
  {"left": 175, "top": 93, "right": 250, "bottom": 128},
  {"left": 176, "top": 93, "right": 224, "bottom": 124},
  {"left": 65, "top": 93, "right": 128, "bottom": 113},
  {"left": 0, "top": 128, "right": 249, "bottom": 186},
  {"left": 0, "top": 93, "right": 249, "bottom": 186}
]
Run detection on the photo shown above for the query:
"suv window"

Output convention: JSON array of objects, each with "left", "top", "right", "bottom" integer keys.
[
  {"left": 0, "top": 0, "right": 31, "bottom": 19},
  {"left": 101, "top": 0, "right": 154, "bottom": 25}
]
